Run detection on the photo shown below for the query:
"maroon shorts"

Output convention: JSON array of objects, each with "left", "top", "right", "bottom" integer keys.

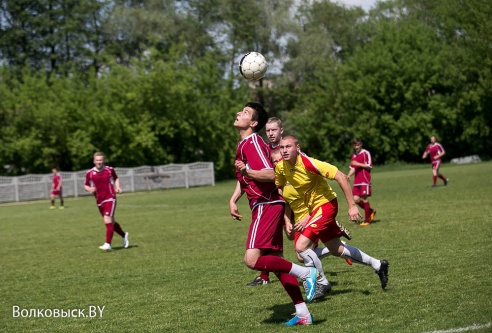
[
  {"left": 432, "top": 160, "right": 441, "bottom": 171},
  {"left": 246, "top": 203, "right": 284, "bottom": 251},
  {"left": 97, "top": 200, "right": 116, "bottom": 217},
  {"left": 302, "top": 199, "right": 342, "bottom": 244},
  {"left": 51, "top": 188, "right": 62, "bottom": 196},
  {"left": 353, "top": 185, "right": 371, "bottom": 197}
]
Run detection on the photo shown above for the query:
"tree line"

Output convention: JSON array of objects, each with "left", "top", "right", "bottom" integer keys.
[{"left": 0, "top": 0, "right": 490, "bottom": 179}]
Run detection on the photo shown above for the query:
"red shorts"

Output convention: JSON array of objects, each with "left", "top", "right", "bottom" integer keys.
[
  {"left": 97, "top": 200, "right": 117, "bottom": 217},
  {"left": 246, "top": 203, "right": 284, "bottom": 251},
  {"left": 353, "top": 185, "right": 371, "bottom": 197},
  {"left": 293, "top": 229, "right": 319, "bottom": 249},
  {"left": 301, "top": 199, "right": 342, "bottom": 244},
  {"left": 51, "top": 188, "right": 62, "bottom": 196},
  {"left": 432, "top": 160, "right": 441, "bottom": 171}
]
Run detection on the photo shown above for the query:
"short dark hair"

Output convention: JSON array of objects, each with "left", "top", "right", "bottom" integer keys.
[
  {"left": 245, "top": 102, "right": 268, "bottom": 133},
  {"left": 352, "top": 137, "right": 363, "bottom": 145}
]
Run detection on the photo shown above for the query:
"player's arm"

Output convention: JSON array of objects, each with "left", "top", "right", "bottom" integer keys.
[
  {"left": 234, "top": 160, "right": 275, "bottom": 182},
  {"left": 114, "top": 177, "right": 122, "bottom": 193},
  {"left": 334, "top": 170, "right": 362, "bottom": 222},
  {"left": 346, "top": 166, "right": 355, "bottom": 180},
  {"left": 350, "top": 160, "right": 371, "bottom": 169},
  {"left": 434, "top": 147, "right": 446, "bottom": 160},
  {"left": 84, "top": 183, "right": 95, "bottom": 193},
  {"left": 229, "top": 180, "right": 244, "bottom": 220},
  {"left": 283, "top": 204, "right": 294, "bottom": 240},
  {"left": 57, "top": 177, "right": 62, "bottom": 190}
]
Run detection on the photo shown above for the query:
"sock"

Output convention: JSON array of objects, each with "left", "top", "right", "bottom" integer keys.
[
  {"left": 275, "top": 272, "right": 304, "bottom": 305},
  {"left": 357, "top": 201, "right": 365, "bottom": 209},
  {"left": 314, "top": 247, "right": 331, "bottom": 259},
  {"left": 433, "top": 175, "right": 437, "bottom": 185},
  {"left": 113, "top": 222, "right": 125, "bottom": 237},
  {"left": 439, "top": 174, "right": 447, "bottom": 182},
  {"left": 51, "top": 200, "right": 54, "bottom": 205},
  {"left": 299, "top": 249, "right": 328, "bottom": 284},
  {"left": 364, "top": 202, "right": 372, "bottom": 221},
  {"left": 294, "top": 302, "right": 310, "bottom": 317},
  {"left": 105, "top": 223, "right": 114, "bottom": 244},
  {"left": 259, "top": 271, "right": 270, "bottom": 280},
  {"left": 60, "top": 198, "right": 64, "bottom": 206},
  {"left": 340, "top": 245, "right": 381, "bottom": 271},
  {"left": 254, "top": 255, "right": 311, "bottom": 279}
]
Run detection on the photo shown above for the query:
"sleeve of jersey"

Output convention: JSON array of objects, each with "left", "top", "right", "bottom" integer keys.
[
  {"left": 310, "top": 158, "right": 339, "bottom": 180},
  {"left": 244, "top": 138, "right": 272, "bottom": 170},
  {"left": 84, "top": 172, "right": 90, "bottom": 186},
  {"left": 275, "top": 163, "right": 286, "bottom": 187},
  {"left": 111, "top": 168, "right": 118, "bottom": 180}
]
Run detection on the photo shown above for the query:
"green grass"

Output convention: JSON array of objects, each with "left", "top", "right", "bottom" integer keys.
[{"left": 1, "top": 162, "right": 492, "bottom": 333}]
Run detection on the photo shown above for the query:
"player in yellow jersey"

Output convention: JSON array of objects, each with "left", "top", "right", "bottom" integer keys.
[{"left": 275, "top": 135, "right": 389, "bottom": 290}]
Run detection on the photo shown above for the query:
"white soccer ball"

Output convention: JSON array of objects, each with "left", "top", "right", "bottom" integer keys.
[{"left": 239, "top": 52, "right": 268, "bottom": 81}]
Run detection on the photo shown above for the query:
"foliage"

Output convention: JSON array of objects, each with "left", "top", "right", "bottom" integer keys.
[{"left": 0, "top": 0, "right": 491, "bottom": 177}]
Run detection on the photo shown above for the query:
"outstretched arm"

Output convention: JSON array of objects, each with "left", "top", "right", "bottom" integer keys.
[
  {"left": 229, "top": 181, "right": 244, "bottom": 220},
  {"left": 334, "top": 170, "right": 362, "bottom": 223}
]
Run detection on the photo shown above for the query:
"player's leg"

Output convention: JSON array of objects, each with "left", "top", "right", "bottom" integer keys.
[
  {"left": 432, "top": 164, "right": 438, "bottom": 186},
  {"left": 50, "top": 193, "right": 56, "bottom": 209},
  {"left": 59, "top": 188, "right": 64, "bottom": 209},
  {"left": 98, "top": 201, "right": 115, "bottom": 250},
  {"left": 325, "top": 237, "right": 389, "bottom": 289}
]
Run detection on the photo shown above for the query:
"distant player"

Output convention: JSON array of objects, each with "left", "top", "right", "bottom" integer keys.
[
  {"left": 347, "top": 138, "right": 376, "bottom": 226},
  {"left": 422, "top": 135, "right": 448, "bottom": 187},
  {"left": 229, "top": 102, "right": 318, "bottom": 326},
  {"left": 84, "top": 152, "right": 129, "bottom": 251},
  {"left": 275, "top": 135, "right": 389, "bottom": 292},
  {"left": 49, "top": 168, "right": 64, "bottom": 209}
]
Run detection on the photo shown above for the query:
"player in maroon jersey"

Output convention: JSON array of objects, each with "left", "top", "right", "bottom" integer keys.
[
  {"left": 84, "top": 152, "right": 129, "bottom": 251},
  {"left": 49, "top": 168, "right": 64, "bottom": 209},
  {"left": 422, "top": 135, "right": 448, "bottom": 187},
  {"left": 229, "top": 102, "right": 317, "bottom": 326},
  {"left": 347, "top": 138, "right": 376, "bottom": 226},
  {"left": 246, "top": 117, "right": 284, "bottom": 287}
]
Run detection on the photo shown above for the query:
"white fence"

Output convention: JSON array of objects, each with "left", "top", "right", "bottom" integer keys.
[{"left": 0, "top": 162, "right": 215, "bottom": 203}]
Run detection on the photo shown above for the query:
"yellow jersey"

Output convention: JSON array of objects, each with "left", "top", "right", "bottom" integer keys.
[{"left": 275, "top": 153, "right": 338, "bottom": 214}]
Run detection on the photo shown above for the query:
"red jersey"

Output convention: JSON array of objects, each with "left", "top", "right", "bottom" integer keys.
[
  {"left": 52, "top": 174, "right": 62, "bottom": 189},
  {"left": 84, "top": 166, "right": 118, "bottom": 205},
  {"left": 350, "top": 149, "right": 372, "bottom": 186},
  {"left": 235, "top": 133, "right": 283, "bottom": 210},
  {"left": 267, "top": 142, "right": 279, "bottom": 152},
  {"left": 425, "top": 142, "right": 445, "bottom": 162}
]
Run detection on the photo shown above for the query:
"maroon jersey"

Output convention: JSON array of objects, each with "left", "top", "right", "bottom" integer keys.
[
  {"left": 52, "top": 174, "right": 62, "bottom": 189},
  {"left": 267, "top": 142, "right": 279, "bottom": 152},
  {"left": 425, "top": 142, "right": 445, "bottom": 162},
  {"left": 84, "top": 166, "right": 118, "bottom": 205},
  {"left": 350, "top": 149, "right": 373, "bottom": 186},
  {"left": 235, "top": 133, "right": 283, "bottom": 210}
]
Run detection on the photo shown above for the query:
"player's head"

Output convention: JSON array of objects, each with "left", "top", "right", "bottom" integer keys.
[
  {"left": 279, "top": 135, "right": 300, "bottom": 165},
  {"left": 270, "top": 148, "right": 282, "bottom": 167},
  {"left": 244, "top": 102, "right": 268, "bottom": 133},
  {"left": 266, "top": 117, "right": 283, "bottom": 145},
  {"left": 352, "top": 137, "right": 363, "bottom": 152},
  {"left": 430, "top": 135, "right": 437, "bottom": 143},
  {"left": 93, "top": 152, "right": 105, "bottom": 169},
  {"left": 52, "top": 168, "right": 58, "bottom": 174}
]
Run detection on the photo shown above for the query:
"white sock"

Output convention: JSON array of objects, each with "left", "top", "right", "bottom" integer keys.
[
  {"left": 314, "top": 246, "right": 331, "bottom": 259},
  {"left": 341, "top": 245, "right": 381, "bottom": 271},
  {"left": 299, "top": 249, "right": 329, "bottom": 284},
  {"left": 295, "top": 302, "right": 309, "bottom": 317},
  {"left": 289, "top": 263, "right": 311, "bottom": 279}
]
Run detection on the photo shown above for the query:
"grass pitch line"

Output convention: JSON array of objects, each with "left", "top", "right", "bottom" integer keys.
[{"left": 424, "top": 323, "right": 491, "bottom": 333}]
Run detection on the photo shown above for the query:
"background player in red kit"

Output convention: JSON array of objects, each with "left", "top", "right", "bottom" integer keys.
[
  {"left": 229, "top": 102, "right": 318, "bottom": 326},
  {"left": 347, "top": 138, "right": 376, "bottom": 226},
  {"left": 84, "top": 152, "right": 129, "bottom": 251},
  {"left": 49, "top": 168, "right": 64, "bottom": 209},
  {"left": 422, "top": 135, "right": 448, "bottom": 187}
]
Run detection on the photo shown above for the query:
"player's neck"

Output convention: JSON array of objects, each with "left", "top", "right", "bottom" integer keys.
[{"left": 238, "top": 127, "right": 255, "bottom": 140}]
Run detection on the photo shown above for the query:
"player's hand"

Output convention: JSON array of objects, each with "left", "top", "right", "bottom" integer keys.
[
  {"left": 116, "top": 187, "right": 122, "bottom": 194},
  {"left": 234, "top": 160, "right": 247, "bottom": 176},
  {"left": 348, "top": 205, "right": 362, "bottom": 223},
  {"left": 230, "top": 202, "right": 242, "bottom": 221}
]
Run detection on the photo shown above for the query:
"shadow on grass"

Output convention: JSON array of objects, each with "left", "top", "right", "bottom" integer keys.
[
  {"left": 111, "top": 245, "right": 139, "bottom": 251},
  {"left": 262, "top": 302, "right": 328, "bottom": 325}
]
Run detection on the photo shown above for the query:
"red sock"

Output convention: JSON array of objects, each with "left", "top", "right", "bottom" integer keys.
[
  {"left": 113, "top": 222, "right": 125, "bottom": 237},
  {"left": 433, "top": 176, "right": 437, "bottom": 185},
  {"left": 253, "top": 255, "right": 293, "bottom": 274},
  {"left": 439, "top": 175, "right": 447, "bottom": 181},
  {"left": 364, "top": 202, "right": 372, "bottom": 221},
  {"left": 105, "top": 223, "right": 114, "bottom": 244},
  {"left": 259, "top": 271, "right": 270, "bottom": 280},
  {"left": 275, "top": 272, "right": 304, "bottom": 304},
  {"left": 357, "top": 201, "right": 365, "bottom": 209}
]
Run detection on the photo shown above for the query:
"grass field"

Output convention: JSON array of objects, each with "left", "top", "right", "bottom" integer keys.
[{"left": 1, "top": 161, "right": 492, "bottom": 333}]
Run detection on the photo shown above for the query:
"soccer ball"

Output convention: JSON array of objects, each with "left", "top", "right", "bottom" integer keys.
[{"left": 239, "top": 52, "right": 268, "bottom": 81}]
